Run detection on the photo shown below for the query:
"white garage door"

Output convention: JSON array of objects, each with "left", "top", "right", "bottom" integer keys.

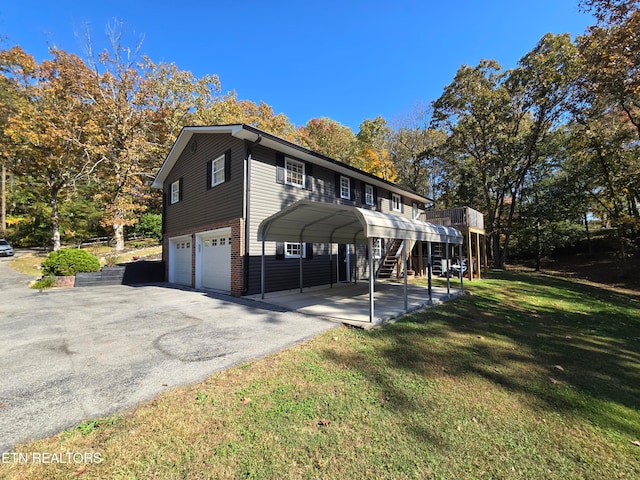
[
  {"left": 198, "top": 228, "right": 231, "bottom": 292},
  {"left": 170, "top": 237, "right": 192, "bottom": 286}
]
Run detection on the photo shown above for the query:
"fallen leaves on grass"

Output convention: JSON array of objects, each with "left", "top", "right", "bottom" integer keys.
[
  {"left": 317, "top": 419, "right": 330, "bottom": 427},
  {"left": 240, "top": 397, "right": 252, "bottom": 405},
  {"left": 632, "top": 440, "right": 640, "bottom": 447}
]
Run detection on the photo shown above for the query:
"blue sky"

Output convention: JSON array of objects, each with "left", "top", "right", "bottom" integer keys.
[{"left": 0, "top": 1, "right": 594, "bottom": 132}]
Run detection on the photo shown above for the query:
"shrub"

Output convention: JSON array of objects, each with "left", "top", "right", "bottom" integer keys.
[
  {"left": 32, "top": 274, "right": 56, "bottom": 289},
  {"left": 41, "top": 248, "right": 101, "bottom": 276},
  {"left": 135, "top": 213, "right": 162, "bottom": 241}
]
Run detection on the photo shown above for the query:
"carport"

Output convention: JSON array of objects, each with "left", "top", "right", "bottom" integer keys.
[{"left": 257, "top": 200, "right": 464, "bottom": 324}]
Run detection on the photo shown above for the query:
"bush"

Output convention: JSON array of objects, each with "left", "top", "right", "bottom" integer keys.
[
  {"left": 32, "top": 274, "right": 56, "bottom": 289},
  {"left": 135, "top": 213, "right": 162, "bottom": 241},
  {"left": 41, "top": 248, "right": 101, "bottom": 276}
]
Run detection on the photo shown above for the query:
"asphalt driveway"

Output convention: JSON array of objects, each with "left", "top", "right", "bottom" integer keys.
[{"left": 0, "top": 256, "right": 336, "bottom": 453}]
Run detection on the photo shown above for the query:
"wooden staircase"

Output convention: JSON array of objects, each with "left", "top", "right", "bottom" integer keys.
[{"left": 377, "top": 239, "right": 403, "bottom": 279}]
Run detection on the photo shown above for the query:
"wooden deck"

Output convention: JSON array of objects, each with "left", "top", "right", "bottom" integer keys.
[{"left": 420, "top": 207, "right": 485, "bottom": 234}]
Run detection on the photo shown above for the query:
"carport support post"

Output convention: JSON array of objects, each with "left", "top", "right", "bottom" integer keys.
[
  {"left": 446, "top": 242, "right": 451, "bottom": 297},
  {"left": 459, "top": 243, "right": 464, "bottom": 293},
  {"left": 427, "top": 241, "right": 433, "bottom": 304},
  {"left": 299, "top": 244, "right": 303, "bottom": 293},
  {"left": 261, "top": 239, "right": 265, "bottom": 300},
  {"left": 329, "top": 246, "right": 333, "bottom": 288},
  {"left": 403, "top": 238, "right": 408, "bottom": 312},
  {"left": 369, "top": 236, "right": 375, "bottom": 323}
]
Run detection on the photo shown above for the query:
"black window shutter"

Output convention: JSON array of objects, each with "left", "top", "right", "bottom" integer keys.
[
  {"left": 305, "top": 243, "right": 313, "bottom": 259},
  {"left": 400, "top": 196, "right": 404, "bottom": 213},
  {"left": 304, "top": 162, "right": 313, "bottom": 191},
  {"left": 276, "top": 152, "right": 285, "bottom": 184},
  {"left": 350, "top": 178, "right": 356, "bottom": 201},
  {"left": 361, "top": 181, "right": 366, "bottom": 205},
  {"left": 335, "top": 173, "right": 341, "bottom": 198},
  {"left": 389, "top": 192, "right": 393, "bottom": 209},
  {"left": 206, "top": 160, "right": 212, "bottom": 189},
  {"left": 224, "top": 149, "right": 231, "bottom": 182},
  {"left": 178, "top": 177, "right": 183, "bottom": 201},
  {"left": 275, "top": 242, "right": 284, "bottom": 260}
]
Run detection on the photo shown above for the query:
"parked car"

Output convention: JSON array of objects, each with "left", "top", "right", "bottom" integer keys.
[{"left": 0, "top": 239, "right": 14, "bottom": 257}]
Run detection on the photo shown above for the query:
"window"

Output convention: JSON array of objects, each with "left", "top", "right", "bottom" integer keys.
[
  {"left": 391, "top": 193, "right": 402, "bottom": 212},
  {"left": 285, "top": 242, "right": 306, "bottom": 258},
  {"left": 211, "top": 154, "right": 225, "bottom": 187},
  {"left": 365, "top": 184, "right": 375, "bottom": 206},
  {"left": 285, "top": 157, "right": 305, "bottom": 188},
  {"left": 340, "top": 176, "right": 351, "bottom": 199},
  {"left": 170, "top": 179, "right": 180, "bottom": 204},
  {"left": 373, "top": 238, "right": 382, "bottom": 259}
]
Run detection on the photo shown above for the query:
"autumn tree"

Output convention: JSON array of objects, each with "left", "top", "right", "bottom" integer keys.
[
  {"left": 296, "top": 117, "right": 355, "bottom": 164},
  {"left": 2, "top": 47, "right": 101, "bottom": 250},
  {"left": 84, "top": 23, "right": 221, "bottom": 250},
  {"left": 433, "top": 34, "right": 579, "bottom": 268},
  {"left": 578, "top": 0, "right": 640, "bottom": 137},
  {"left": 197, "top": 91, "right": 296, "bottom": 140},
  {"left": 353, "top": 116, "right": 397, "bottom": 181}
]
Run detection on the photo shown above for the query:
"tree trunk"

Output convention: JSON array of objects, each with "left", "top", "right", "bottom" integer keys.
[
  {"left": 51, "top": 187, "right": 61, "bottom": 251},
  {"left": 113, "top": 222, "right": 125, "bottom": 252}
]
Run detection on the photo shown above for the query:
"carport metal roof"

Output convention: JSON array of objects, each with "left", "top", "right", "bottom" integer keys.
[
  {"left": 257, "top": 200, "right": 464, "bottom": 324},
  {"left": 257, "top": 200, "right": 463, "bottom": 245}
]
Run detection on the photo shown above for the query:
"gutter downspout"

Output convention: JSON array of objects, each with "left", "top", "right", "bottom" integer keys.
[{"left": 243, "top": 135, "right": 262, "bottom": 295}]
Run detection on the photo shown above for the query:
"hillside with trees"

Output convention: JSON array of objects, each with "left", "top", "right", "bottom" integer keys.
[{"left": 1, "top": 1, "right": 638, "bottom": 272}]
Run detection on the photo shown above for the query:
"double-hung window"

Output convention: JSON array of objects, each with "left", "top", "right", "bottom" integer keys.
[
  {"left": 340, "top": 176, "right": 351, "bottom": 199},
  {"left": 211, "top": 154, "right": 225, "bottom": 187},
  {"left": 365, "top": 184, "right": 375, "bottom": 206},
  {"left": 391, "top": 193, "right": 402, "bottom": 212},
  {"left": 285, "top": 157, "right": 305, "bottom": 188},
  {"left": 170, "top": 179, "right": 181, "bottom": 204},
  {"left": 285, "top": 242, "right": 306, "bottom": 258}
]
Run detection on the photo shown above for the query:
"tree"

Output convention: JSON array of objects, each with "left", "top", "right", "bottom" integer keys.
[
  {"left": 296, "top": 117, "right": 355, "bottom": 164},
  {"left": 2, "top": 47, "right": 101, "bottom": 250},
  {"left": 197, "top": 91, "right": 296, "bottom": 140},
  {"left": 0, "top": 46, "right": 32, "bottom": 239},
  {"left": 84, "top": 23, "right": 221, "bottom": 250},
  {"left": 433, "top": 34, "right": 579, "bottom": 268},
  {"left": 578, "top": 1, "right": 640, "bottom": 136},
  {"left": 387, "top": 107, "right": 446, "bottom": 197},
  {"left": 353, "top": 116, "right": 397, "bottom": 180}
]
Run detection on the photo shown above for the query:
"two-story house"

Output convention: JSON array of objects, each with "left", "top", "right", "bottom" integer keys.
[{"left": 152, "top": 124, "right": 463, "bottom": 300}]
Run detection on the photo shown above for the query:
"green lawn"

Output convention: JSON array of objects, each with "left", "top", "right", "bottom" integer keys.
[{"left": 3, "top": 271, "right": 639, "bottom": 479}]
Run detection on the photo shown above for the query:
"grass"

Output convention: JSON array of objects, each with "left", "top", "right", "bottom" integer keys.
[{"left": 2, "top": 271, "right": 639, "bottom": 479}]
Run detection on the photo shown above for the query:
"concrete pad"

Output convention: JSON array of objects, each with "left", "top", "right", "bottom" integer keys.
[{"left": 250, "top": 280, "right": 464, "bottom": 327}]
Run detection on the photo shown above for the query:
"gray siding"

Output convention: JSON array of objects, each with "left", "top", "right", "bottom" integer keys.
[
  {"left": 244, "top": 145, "right": 418, "bottom": 293},
  {"left": 163, "top": 134, "right": 245, "bottom": 234}
]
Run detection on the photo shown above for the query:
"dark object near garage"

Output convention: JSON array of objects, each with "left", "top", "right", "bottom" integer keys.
[{"left": 75, "top": 261, "right": 165, "bottom": 287}]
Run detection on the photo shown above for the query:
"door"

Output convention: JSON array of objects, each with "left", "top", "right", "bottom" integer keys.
[
  {"left": 169, "top": 236, "right": 192, "bottom": 286},
  {"left": 338, "top": 244, "right": 349, "bottom": 282},
  {"left": 197, "top": 228, "right": 231, "bottom": 292}
]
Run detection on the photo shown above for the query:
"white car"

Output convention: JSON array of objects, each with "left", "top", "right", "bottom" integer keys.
[{"left": 0, "top": 239, "right": 14, "bottom": 257}]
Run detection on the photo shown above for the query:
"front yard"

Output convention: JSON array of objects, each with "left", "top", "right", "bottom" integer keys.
[{"left": 2, "top": 271, "right": 639, "bottom": 479}]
